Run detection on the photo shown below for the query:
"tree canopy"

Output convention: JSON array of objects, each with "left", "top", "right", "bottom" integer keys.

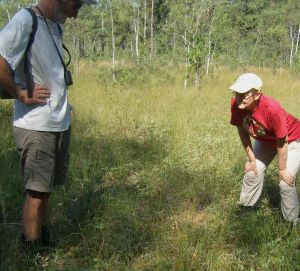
[{"left": 1, "top": 0, "right": 300, "bottom": 81}]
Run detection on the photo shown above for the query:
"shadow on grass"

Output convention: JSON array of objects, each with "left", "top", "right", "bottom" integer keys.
[
  {"left": 0, "top": 105, "right": 26, "bottom": 271},
  {"left": 1, "top": 114, "right": 205, "bottom": 270},
  {"left": 46, "top": 125, "right": 220, "bottom": 269},
  {"left": 0, "top": 148, "right": 25, "bottom": 269},
  {"left": 0, "top": 104, "right": 27, "bottom": 222},
  {"left": 0, "top": 148, "right": 23, "bottom": 220},
  {"left": 0, "top": 118, "right": 174, "bottom": 269},
  {"left": 46, "top": 122, "right": 173, "bottom": 266}
]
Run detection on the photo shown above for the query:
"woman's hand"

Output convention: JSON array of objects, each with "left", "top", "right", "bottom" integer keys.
[
  {"left": 279, "top": 169, "right": 294, "bottom": 187},
  {"left": 244, "top": 161, "right": 258, "bottom": 176}
]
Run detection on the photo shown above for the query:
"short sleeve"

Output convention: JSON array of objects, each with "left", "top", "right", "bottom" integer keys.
[
  {"left": 0, "top": 9, "right": 33, "bottom": 70},
  {"left": 269, "top": 108, "right": 287, "bottom": 139}
]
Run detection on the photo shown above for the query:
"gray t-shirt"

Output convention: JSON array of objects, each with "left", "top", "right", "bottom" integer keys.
[{"left": 0, "top": 9, "right": 71, "bottom": 132}]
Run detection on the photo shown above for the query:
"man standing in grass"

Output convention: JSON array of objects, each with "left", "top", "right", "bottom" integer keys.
[
  {"left": 0, "top": 0, "right": 94, "bottom": 248},
  {"left": 229, "top": 73, "right": 300, "bottom": 224}
]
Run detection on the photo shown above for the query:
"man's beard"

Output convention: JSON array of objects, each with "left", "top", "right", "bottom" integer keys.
[{"left": 53, "top": 3, "right": 67, "bottom": 24}]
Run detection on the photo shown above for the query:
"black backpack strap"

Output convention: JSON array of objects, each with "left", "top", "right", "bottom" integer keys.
[
  {"left": 56, "top": 24, "right": 71, "bottom": 67},
  {"left": 24, "top": 7, "right": 38, "bottom": 98},
  {"left": 24, "top": 8, "right": 38, "bottom": 52},
  {"left": 57, "top": 24, "right": 62, "bottom": 36}
]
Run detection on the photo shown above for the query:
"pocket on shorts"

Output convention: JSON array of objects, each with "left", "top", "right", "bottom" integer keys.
[
  {"left": 35, "top": 149, "right": 55, "bottom": 182},
  {"left": 24, "top": 149, "right": 55, "bottom": 190}
]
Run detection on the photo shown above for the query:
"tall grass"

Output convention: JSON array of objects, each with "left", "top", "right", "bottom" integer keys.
[{"left": 1, "top": 63, "right": 300, "bottom": 270}]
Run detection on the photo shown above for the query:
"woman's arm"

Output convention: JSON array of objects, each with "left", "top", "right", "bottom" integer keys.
[
  {"left": 237, "top": 126, "right": 257, "bottom": 175},
  {"left": 277, "top": 136, "right": 294, "bottom": 186}
]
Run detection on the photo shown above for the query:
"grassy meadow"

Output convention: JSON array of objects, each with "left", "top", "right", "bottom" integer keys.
[{"left": 1, "top": 63, "right": 300, "bottom": 270}]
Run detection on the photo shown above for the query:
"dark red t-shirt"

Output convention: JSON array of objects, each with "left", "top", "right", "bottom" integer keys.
[{"left": 230, "top": 94, "right": 300, "bottom": 148}]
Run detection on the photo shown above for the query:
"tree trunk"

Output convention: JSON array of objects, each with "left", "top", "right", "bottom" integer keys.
[
  {"left": 184, "top": 0, "right": 189, "bottom": 89},
  {"left": 150, "top": 0, "right": 154, "bottom": 63},
  {"left": 195, "top": 63, "right": 200, "bottom": 88},
  {"left": 184, "top": 43, "right": 189, "bottom": 89},
  {"left": 110, "top": 0, "right": 116, "bottom": 82},
  {"left": 295, "top": 25, "right": 300, "bottom": 55},
  {"left": 206, "top": 37, "right": 211, "bottom": 77},
  {"left": 205, "top": 16, "right": 215, "bottom": 78},
  {"left": 79, "top": 39, "right": 85, "bottom": 57},
  {"left": 101, "top": 11, "right": 104, "bottom": 31},
  {"left": 143, "top": 0, "right": 147, "bottom": 44},
  {"left": 73, "top": 37, "right": 80, "bottom": 75},
  {"left": 73, "top": 36, "right": 77, "bottom": 54},
  {"left": 289, "top": 25, "right": 295, "bottom": 68},
  {"left": 100, "top": 11, "right": 105, "bottom": 55},
  {"left": 131, "top": 42, "right": 134, "bottom": 57},
  {"left": 173, "top": 24, "right": 176, "bottom": 54},
  {"left": 134, "top": 1, "right": 140, "bottom": 62},
  {"left": 6, "top": 9, "right": 11, "bottom": 21}
]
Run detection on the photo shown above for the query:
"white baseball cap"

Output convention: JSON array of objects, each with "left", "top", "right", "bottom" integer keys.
[{"left": 229, "top": 73, "right": 263, "bottom": 93}]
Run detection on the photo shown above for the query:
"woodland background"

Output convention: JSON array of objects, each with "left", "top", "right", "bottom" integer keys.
[{"left": 1, "top": 0, "right": 300, "bottom": 85}]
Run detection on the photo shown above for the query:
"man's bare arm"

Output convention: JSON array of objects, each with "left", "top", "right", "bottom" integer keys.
[{"left": 0, "top": 56, "right": 50, "bottom": 104}]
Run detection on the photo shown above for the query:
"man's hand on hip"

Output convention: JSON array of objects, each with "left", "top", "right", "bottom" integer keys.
[{"left": 17, "top": 84, "right": 50, "bottom": 105}]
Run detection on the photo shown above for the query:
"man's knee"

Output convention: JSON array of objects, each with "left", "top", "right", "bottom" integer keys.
[{"left": 26, "top": 190, "right": 50, "bottom": 207}]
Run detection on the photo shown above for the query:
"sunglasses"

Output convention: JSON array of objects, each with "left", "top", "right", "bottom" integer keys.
[{"left": 233, "top": 91, "right": 255, "bottom": 100}]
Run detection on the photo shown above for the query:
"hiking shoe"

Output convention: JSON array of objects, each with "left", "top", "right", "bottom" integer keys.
[
  {"left": 41, "top": 225, "right": 51, "bottom": 246},
  {"left": 20, "top": 233, "right": 42, "bottom": 253}
]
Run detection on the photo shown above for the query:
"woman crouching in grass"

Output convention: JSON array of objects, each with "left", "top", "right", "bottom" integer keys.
[{"left": 229, "top": 73, "right": 300, "bottom": 225}]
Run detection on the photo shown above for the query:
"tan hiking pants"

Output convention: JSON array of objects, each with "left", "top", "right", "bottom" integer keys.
[{"left": 240, "top": 140, "right": 300, "bottom": 222}]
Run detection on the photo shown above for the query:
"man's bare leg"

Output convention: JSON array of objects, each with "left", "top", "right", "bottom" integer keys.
[{"left": 23, "top": 190, "right": 50, "bottom": 241}]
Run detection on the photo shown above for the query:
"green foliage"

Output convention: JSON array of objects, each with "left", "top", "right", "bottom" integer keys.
[
  {"left": 0, "top": 0, "right": 35, "bottom": 27},
  {"left": 1, "top": 0, "right": 300, "bottom": 71},
  {"left": 189, "top": 35, "right": 206, "bottom": 71}
]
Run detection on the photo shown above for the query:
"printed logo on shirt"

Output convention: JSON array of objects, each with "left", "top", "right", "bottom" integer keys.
[{"left": 242, "top": 115, "right": 266, "bottom": 137}]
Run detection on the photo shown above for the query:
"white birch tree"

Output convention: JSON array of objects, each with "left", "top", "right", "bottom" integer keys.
[
  {"left": 109, "top": 0, "right": 116, "bottom": 82},
  {"left": 133, "top": 0, "right": 140, "bottom": 62}
]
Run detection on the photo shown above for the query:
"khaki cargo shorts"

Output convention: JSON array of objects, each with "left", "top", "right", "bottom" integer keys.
[{"left": 13, "top": 127, "right": 71, "bottom": 193}]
